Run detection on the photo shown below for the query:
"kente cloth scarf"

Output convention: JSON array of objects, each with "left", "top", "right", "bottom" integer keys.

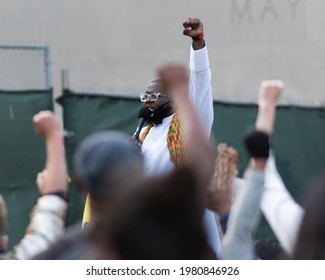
[{"left": 140, "top": 112, "right": 185, "bottom": 167}]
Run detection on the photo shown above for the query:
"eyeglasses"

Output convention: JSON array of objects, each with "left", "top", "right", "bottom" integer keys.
[{"left": 140, "top": 92, "right": 165, "bottom": 102}]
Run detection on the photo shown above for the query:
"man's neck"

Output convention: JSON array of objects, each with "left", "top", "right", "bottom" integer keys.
[{"left": 150, "top": 105, "right": 175, "bottom": 125}]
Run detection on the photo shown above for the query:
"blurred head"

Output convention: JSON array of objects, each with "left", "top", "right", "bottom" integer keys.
[
  {"left": 94, "top": 166, "right": 216, "bottom": 259},
  {"left": 293, "top": 175, "right": 325, "bottom": 259},
  {"left": 73, "top": 131, "right": 145, "bottom": 216}
]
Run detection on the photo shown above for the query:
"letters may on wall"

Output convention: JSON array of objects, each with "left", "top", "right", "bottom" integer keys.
[
  {"left": 224, "top": 0, "right": 306, "bottom": 43},
  {"left": 230, "top": 0, "right": 303, "bottom": 23}
]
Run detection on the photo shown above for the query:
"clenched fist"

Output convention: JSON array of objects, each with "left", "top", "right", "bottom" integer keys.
[
  {"left": 182, "top": 18, "right": 204, "bottom": 38},
  {"left": 33, "top": 110, "right": 63, "bottom": 139},
  {"left": 157, "top": 63, "right": 189, "bottom": 97},
  {"left": 258, "top": 80, "right": 284, "bottom": 108}
]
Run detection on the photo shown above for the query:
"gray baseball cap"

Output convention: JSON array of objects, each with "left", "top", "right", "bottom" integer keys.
[{"left": 73, "top": 131, "right": 144, "bottom": 198}]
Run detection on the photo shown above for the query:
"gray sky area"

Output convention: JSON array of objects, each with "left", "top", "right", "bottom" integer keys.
[{"left": 0, "top": 0, "right": 324, "bottom": 107}]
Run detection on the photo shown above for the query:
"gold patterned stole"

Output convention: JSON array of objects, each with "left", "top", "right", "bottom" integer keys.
[{"left": 139, "top": 112, "right": 185, "bottom": 167}]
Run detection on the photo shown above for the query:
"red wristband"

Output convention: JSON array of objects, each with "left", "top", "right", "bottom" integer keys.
[{"left": 192, "top": 32, "right": 204, "bottom": 41}]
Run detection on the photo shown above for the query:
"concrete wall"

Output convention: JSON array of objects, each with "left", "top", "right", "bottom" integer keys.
[{"left": 0, "top": 0, "right": 323, "bottom": 106}]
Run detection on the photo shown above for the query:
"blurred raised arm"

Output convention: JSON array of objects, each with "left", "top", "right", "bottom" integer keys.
[
  {"left": 258, "top": 82, "right": 304, "bottom": 255},
  {"left": 221, "top": 80, "right": 283, "bottom": 259},
  {"left": 158, "top": 63, "right": 214, "bottom": 188},
  {"left": 8, "top": 111, "right": 68, "bottom": 259}
]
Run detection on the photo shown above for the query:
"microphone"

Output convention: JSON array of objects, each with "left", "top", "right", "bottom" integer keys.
[{"left": 133, "top": 107, "right": 152, "bottom": 140}]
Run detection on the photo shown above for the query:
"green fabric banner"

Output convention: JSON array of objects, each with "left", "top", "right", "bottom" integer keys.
[
  {"left": 0, "top": 91, "right": 53, "bottom": 249},
  {"left": 58, "top": 93, "right": 325, "bottom": 239},
  {"left": 2, "top": 90, "right": 324, "bottom": 251}
]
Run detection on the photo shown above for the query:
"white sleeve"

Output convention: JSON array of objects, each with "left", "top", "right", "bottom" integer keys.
[
  {"left": 261, "top": 152, "right": 304, "bottom": 255},
  {"left": 8, "top": 195, "right": 68, "bottom": 260},
  {"left": 202, "top": 208, "right": 223, "bottom": 257},
  {"left": 188, "top": 43, "right": 214, "bottom": 137}
]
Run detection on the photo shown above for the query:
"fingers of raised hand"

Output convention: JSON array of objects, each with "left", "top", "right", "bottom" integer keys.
[
  {"left": 33, "top": 110, "right": 55, "bottom": 126},
  {"left": 182, "top": 18, "right": 202, "bottom": 36},
  {"left": 259, "top": 80, "right": 284, "bottom": 103},
  {"left": 33, "top": 110, "right": 61, "bottom": 135},
  {"left": 260, "top": 80, "right": 284, "bottom": 91},
  {"left": 158, "top": 64, "right": 188, "bottom": 88}
]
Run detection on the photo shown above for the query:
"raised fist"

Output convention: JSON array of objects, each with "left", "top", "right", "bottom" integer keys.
[
  {"left": 157, "top": 63, "right": 189, "bottom": 96},
  {"left": 258, "top": 80, "right": 284, "bottom": 108},
  {"left": 182, "top": 18, "right": 204, "bottom": 38},
  {"left": 33, "top": 110, "right": 63, "bottom": 138}
]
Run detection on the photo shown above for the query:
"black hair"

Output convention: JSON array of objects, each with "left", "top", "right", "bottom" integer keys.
[
  {"left": 254, "top": 238, "right": 284, "bottom": 260},
  {"left": 97, "top": 167, "right": 217, "bottom": 260}
]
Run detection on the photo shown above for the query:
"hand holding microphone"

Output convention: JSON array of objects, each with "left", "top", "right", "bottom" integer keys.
[{"left": 130, "top": 107, "right": 151, "bottom": 147}]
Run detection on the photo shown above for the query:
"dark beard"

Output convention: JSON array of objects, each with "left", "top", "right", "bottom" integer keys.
[{"left": 148, "top": 101, "right": 172, "bottom": 124}]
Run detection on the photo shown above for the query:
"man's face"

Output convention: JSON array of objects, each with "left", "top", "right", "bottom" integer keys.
[{"left": 142, "top": 81, "right": 169, "bottom": 112}]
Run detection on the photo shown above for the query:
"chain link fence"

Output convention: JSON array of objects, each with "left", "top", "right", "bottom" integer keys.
[{"left": 0, "top": 42, "right": 52, "bottom": 91}]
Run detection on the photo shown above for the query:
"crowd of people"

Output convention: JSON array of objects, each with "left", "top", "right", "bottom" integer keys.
[{"left": 0, "top": 18, "right": 324, "bottom": 260}]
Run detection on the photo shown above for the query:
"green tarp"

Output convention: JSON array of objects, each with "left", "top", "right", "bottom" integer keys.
[
  {"left": 0, "top": 90, "right": 53, "bottom": 249},
  {"left": 58, "top": 93, "right": 325, "bottom": 239},
  {"left": 1, "top": 90, "right": 324, "bottom": 250}
]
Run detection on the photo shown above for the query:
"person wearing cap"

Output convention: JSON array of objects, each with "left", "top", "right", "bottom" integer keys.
[
  {"left": 74, "top": 131, "right": 145, "bottom": 225},
  {"left": 34, "top": 130, "right": 145, "bottom": 259}
]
